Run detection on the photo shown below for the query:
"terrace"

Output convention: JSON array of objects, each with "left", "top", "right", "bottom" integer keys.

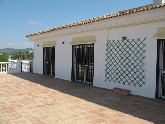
[{"left": 0, "top": 72, "right": 165, "bottom": 124}]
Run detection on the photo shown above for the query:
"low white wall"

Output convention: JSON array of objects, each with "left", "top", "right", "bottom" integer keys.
[
  {"left": 21, "top": 60, "right": 33, "bottom": 72},
  {"left": 8, "top": 60, "right": 22, "bottom": 73},
  {"left": 7, "top": 60, "right": 33, "bottom": 73}
]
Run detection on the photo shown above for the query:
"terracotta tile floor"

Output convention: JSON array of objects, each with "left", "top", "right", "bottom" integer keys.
[{"left": 0, "top": 73, "right": 165, "bottom": 124}]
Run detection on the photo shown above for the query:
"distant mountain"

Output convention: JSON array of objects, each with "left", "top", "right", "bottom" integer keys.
[{"left": 0, "top": 48, "right": 33, "bottom": 54}]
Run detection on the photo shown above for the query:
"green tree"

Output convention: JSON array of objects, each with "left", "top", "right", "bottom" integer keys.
[
  {"left": 26, "top": 52, "right": 33, "bottom": 60},
  {"left": 11, "top": 51, "right": 33, "bottom": 60},
  {"left": 0, "top": 53, "right": 8, "bottom": 62}
]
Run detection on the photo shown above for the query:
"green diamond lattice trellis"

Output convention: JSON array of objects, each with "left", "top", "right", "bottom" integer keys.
[{"left": 105, "top": 38, "right": 146, "bottom": 87}]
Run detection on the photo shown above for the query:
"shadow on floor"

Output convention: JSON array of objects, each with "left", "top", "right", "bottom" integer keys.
[{"left": 10, "top": 73, "right": 165, "bottom": 123}]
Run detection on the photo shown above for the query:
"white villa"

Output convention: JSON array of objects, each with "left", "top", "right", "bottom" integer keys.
[{"left": 26, "top": 0, "right": 165, "bottom": 99}]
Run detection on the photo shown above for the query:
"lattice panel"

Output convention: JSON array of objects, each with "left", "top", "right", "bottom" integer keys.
[{"left": 105, "top": 38, "right": 146, "bottom": 87}]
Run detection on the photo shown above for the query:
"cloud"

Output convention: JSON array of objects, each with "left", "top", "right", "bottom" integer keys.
[
  {"left": 29, "top": 21, "right": 42, "bottom": 25},
  {"left": 22, "top": 42, "right": 33, "bottom": 48},
  {"left": 7, "top": 43, "right": 14, "bottom": 45},
  {"left": 7, "top": 42, "right": 20, "bottom": 46},
  {"left": 5, "top": 42, "right": 33, "bottom": 49}
]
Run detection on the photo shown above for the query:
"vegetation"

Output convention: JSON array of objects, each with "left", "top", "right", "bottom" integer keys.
[
  {"left": 0, "top": 51, "right": 33, "bottom": 62},
  {"left": 10, "top": 51, "right": 33, "bottom": 60},
  {"left": 0, "top": 53, "right": 8, "bottom": 62}
]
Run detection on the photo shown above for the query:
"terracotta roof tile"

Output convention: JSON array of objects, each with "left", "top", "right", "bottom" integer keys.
[{"left": 26, "top": 4, "right": 165, "bottom": 37}]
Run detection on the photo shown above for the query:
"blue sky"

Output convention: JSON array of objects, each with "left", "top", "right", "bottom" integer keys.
[{"left": 0, "top": 0, "right": 152, "bottom": 49}]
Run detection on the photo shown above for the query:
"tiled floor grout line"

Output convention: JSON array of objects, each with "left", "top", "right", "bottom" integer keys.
[
  {"left": 1, "top": 96, "right": 32, "bottom": 124},
  {"left": 1, "top": 84, "right": 22, "bottom": 123},
  {"left": 0, "top": 107, "right": 14, "bottom": 124},
  {"left": 1, "top": 82, "right": 49, "bottom": 124},
  {"left": 0, "top": 99, "right": 25, "bottom": 124},
  {"left": 19, "top": 81, "right": 71, "bottom": 124},
  {"left": 15, "top": 91, "right": 49, "bottom": 124}
]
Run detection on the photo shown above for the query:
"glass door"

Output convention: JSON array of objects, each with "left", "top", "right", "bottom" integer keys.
[
  {"left": 157, "top": 39, "right": 165, "bottom": 99},
  {"left": 72, "top": 44, "right": 94, "bottom": 85},
  {"left": 43, "top": 47, "right": 55, "bottom": 76}
]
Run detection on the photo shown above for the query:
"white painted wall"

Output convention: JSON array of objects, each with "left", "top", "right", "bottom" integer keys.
[
  {"left": 30, "top": 7, "right": 165, "bottom": 98},
  {"left": 55, "top": 36, "right": 72, "bottom": 80},
  {"left": 94, "top": 21, "right": 165, "bottom": 98},
  {"left": 33, "top": 41, "right": 43, "bottom": 74}
]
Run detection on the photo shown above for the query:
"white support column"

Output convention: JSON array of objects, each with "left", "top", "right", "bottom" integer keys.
[{"left": 5, "top": 63, "right": 7, "bottom": 73}]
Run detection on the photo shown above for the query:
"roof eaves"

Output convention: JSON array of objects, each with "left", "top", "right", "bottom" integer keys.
[{"left": 26, "top": 3, "right": 165, "bottom": 38}]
